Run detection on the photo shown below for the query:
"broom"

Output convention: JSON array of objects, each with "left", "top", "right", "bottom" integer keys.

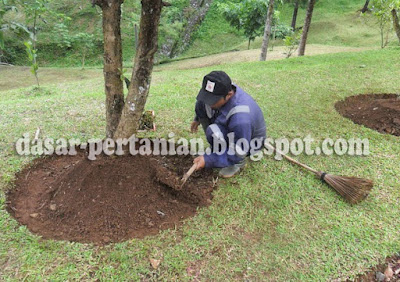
[{"left": 264, "top": 143, "right": 373, "bottom": 204}]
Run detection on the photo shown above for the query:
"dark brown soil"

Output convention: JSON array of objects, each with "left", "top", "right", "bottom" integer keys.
[
  {"left": 352, "top": 254, "right": 400, "bottom": 282},
  {"left": 6, "top": 151, "right": 216, "bottom": 244},
  {"left": 335, "top": 94, "right": 400, "bottom": 136}
]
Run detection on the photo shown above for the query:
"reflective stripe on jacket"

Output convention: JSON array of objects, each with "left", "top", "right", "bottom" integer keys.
[{"left": 202, "top": 85, "right": 267, "bottom": 168}]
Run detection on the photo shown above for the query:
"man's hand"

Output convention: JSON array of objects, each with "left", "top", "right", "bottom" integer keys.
[
  {"left": 191, "top": 121, "right": 200, "bottom": 133},
  {"left": 193, "top": 156, "right": 205, "bottom": 170}
]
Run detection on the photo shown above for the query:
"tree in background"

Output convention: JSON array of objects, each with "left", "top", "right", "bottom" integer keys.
[
  {"left": 298, "top": 0, "right": 316, "bottom": 56},
  {"left": 158, "top": 1, "right": 184, "bottom": 56},
  {"left": 288, "top": 0, "right": 308, "bottom": 30},
  {"left": 1, "top": 0, "right": 68, "bottom": 65},
  {"left": 390, "top": 1, "right": 400, "bottom": 44},
  {"left": 0, "top": 0, "right": 30, "bottom": 63},
  {"left": 166, "top": 0, "right": 212, "bottom": 59},
  {"left": 72, "top": 32, "right": 95, "bottom": 69},
  {"left": 260, "top": 0, "right": 274, "bottom": 61},
  {"left": 24, "top": 40, "right": 39, "bottom": 86},
  {"left": 370, "top": 0, "right": 400, "bottom": 48},
  {"left": 0, "top": 0, "right": 15, "bottom": 51},
  {"left": 21, "top": 0, "right": 54, "bottom": 86},
  {"left": 270, "top": 10, "right": 291, "bottom": 51},
  {"left": 23, "top": 0, "right": 49, "bottom": 49},
  {"left": 283, "top": 27, "right": 301, "bottom": 58},
  {"left": 9, "top": 0, "right": 65, "bottom": 84},
  {"left": 52, "top": 21, "right": 72, "bottom": 49},
  {"left": 0, "top": 0, "right": 13, "bottom": 62},
  {"left": 361, "top": 0, "right": 371, "bottom": 13},
  {"left": 219, "top": 0, "right": 269, "bottom": 50},
  {"left": 291, "top": 0, "right": 299, "bottom": 29}
]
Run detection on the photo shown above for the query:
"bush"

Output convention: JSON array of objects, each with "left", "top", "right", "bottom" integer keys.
[{"left": 272, "top": 24, "right": 293, "bottom": 39}]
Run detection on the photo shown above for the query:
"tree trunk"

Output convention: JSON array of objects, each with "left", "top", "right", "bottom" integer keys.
[
  {"left": 248, "top": 38, "right": 251, "bottom": 50},
  {"left": 392, "top": 9, "right": 400, "bottom": 44},
  {"left": 134, "top": 23, "right": 138, "bottom": 50},
  {"left": 361, "top": 0, "right": 370, "bottom": 13},
  {"left": 99, "top": 0, "right": 125, "bottom": 138},
  {"left": 113, "top": 0, "right": 163, "bottom": 139},
  {"left": 33, "top": 10, "right": 37, "bottom": 51},
  {"left": 291, "top": 0, "right": 299, "bottom": 30},
  {"left": 298, "top": 0, "right": 316, "bottom": 56},
  {"left": 260, "top": 0, "right": 275, "bottom": 61},
  {"left": 271, "top": 24, "right": 276, "bottom": 51},
  {"left": 380, "top": 21, "right": 385, "bottom": 49},
  {"left": 168, "top": 0, "right": 213, "bottom": 58},
  {"left": 33, "top": 10, "right": 40, "bottom": 87},
  {"left": 34, "top": 72, "right": 40, "bottom": 88},
  {"left": 82, "top": 51, "right": 86, "bottom": 69}
]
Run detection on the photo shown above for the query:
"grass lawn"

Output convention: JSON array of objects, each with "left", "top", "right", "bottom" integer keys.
[{"left": 0, "top": 48, "right": 400, "bottom": 280}]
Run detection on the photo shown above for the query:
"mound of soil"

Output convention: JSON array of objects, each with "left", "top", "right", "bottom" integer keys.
[
  {"left": 335, "top": 94, "right": 400, "bottom": 136},
  {"left": 6, "top": 151, "right": 217, "bottom": 244}
]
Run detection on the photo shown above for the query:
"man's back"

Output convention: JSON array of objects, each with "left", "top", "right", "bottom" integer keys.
[{"left": 214, "top": 85, "right": 267, "bottom": 140}]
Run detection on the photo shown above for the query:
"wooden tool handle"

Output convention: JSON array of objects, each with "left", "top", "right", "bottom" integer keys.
[
  {"left": 181, "top": 163, "right": 198, "bottom": 183},
  {"left": 264, "top": 142, "right": 319, "bottom": 175}
]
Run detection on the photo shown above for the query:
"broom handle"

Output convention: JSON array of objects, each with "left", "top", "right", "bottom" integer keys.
[{"left": 264, "top": 142, "right": 319, "bottom": 175}]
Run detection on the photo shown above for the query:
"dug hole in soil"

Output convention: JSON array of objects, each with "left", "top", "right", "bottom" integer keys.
[
  {"left": 6, "top": 148, "right": 217, "bottom": 244},
  {"left": 335, "top": 94, "right": 400, "bottom": 137}
]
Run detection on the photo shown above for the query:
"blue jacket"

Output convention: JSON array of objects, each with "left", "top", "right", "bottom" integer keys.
[{"left": 200, "top": 85, "right": 266, "bottom": 168}]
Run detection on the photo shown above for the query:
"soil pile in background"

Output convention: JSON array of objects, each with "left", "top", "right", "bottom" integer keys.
[
  {"left": 7, "top": 151, "right": 216, "bottom": 244},
  {"left": 335, "top": 94, "right": 400, "bottom": 137}
]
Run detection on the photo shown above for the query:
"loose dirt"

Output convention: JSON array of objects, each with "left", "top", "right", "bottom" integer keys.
[
  {"left": 6, "top": 151, "right": 216, "bottom": 244},
  {"left": 352, "top": 254, "right": 400, "bottom": 282},
  {"left": 335, "top": 94, "right": 400, "bottom": 137}
]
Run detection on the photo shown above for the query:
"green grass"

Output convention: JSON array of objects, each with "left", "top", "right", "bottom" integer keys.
[{"left": 1, "top": 48, "right": 400, "bottom": 280}]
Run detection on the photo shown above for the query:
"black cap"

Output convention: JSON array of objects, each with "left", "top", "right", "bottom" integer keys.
[{"left": 197, "top": 71, "right": 232, "bottom": 105}]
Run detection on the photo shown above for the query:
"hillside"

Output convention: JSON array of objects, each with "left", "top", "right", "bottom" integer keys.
[
  {"left": 181, "top": 0, "right": 397, "bottom": 59},
  {"left": 1, "top": 0, "right": 189, "bottom": 66},
  {"left": 0, "top": 0, "right": 398, "bottom": 67}
]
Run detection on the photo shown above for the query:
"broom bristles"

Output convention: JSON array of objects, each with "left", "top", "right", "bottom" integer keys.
[{"left": 318, "top": 172, "right": 373, "bottom": 204}]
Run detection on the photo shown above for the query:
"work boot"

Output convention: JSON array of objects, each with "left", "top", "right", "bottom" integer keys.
[{"left": 219, "top": 160, "right": 246, "bottom": 178}]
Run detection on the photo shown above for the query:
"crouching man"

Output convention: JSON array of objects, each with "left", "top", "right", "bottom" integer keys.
[{"left": 191, "top": 71, "right": 267, "bottom": 178}]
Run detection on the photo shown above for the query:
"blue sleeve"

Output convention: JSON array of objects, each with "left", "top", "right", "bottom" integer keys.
[{"left": 204, "top": 113, "right": 252, "bottom": 168}]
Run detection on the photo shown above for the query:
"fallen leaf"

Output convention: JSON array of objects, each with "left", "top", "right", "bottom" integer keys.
[
  {"left": 49, "top": 204, "right": 57, "bottom": 211},
  {"left": 29, "top": 213, "right": 39, "bottom": 218},
  {"left": 384, "top": 264, "right": 393, "bottom": 280},
  {"left": 394, "top": 267, "right": 400, "bottom": 275},
  {"left": 150, "top": 258, "right": 161, "bottom": 269}
]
